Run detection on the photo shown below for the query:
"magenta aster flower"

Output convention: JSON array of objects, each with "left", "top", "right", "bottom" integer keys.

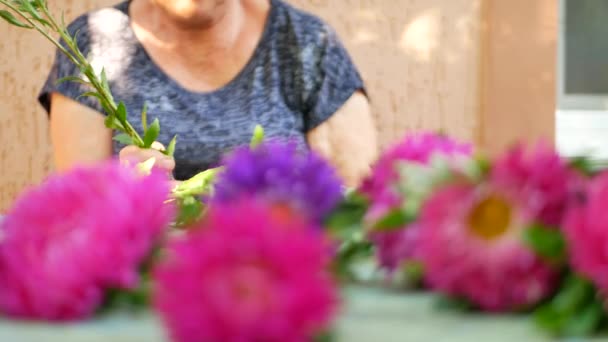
[
  {"left": 563, "top": 173, "right": 608, "bottom": 293},
  {"left": 361, "top": 132, "right": 472, "bottom": 212},
  {"left": 361, "top": 132, "right": 472, "bottom": 272},
  {"left": 370, "top": 223, "right": 422, "bottom": 271},
  {"left": 491, "top": 143, "right": 580, "bottom": 227},
  {"left": 153, "top": 200, "right": 338, "bottom": 342},
  {"left": 212, "top": 141, "right": 343, "bottom": 222},
  {"left": 418, "top": 182, "right": 558, "bottom": 311},
  {"left": 0, "top": 161, "right": 174, "bottom": 321}
]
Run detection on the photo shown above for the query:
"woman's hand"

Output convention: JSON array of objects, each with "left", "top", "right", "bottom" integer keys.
[{"left": 118, "top": 142, "right": 176, "bottom": 174}]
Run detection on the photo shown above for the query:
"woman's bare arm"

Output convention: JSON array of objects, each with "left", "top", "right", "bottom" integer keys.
[{"left": 307, "top": 91, "right": 378, "bottom": 187}]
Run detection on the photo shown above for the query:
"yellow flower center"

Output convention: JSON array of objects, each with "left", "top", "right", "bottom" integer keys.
[{"left": 467, "top": 195, "right": 512, "bottom": 240}]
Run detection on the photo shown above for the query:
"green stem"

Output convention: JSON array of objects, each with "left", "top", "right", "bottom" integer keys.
[
  {"left": 0, "top": 0, "right": 145, "bottom": 147},
  {"left": 0, "top": 0, "right": 73, "bottom": 62},
  {"left": 37, "top": 3, "right": 145, "bottom": 146}
]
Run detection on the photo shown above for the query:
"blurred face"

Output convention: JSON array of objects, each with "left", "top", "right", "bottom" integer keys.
[{"left": 152, "top": 0, "right": 229, "bottom": 29}]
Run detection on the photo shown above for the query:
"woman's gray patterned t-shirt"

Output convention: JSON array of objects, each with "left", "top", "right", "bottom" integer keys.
[{"left": 38, "top": 0, "right": 364, "bottom": 180}]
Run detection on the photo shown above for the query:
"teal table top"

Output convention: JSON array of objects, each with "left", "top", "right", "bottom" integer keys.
[{"left": 0, "top": 286, "right": 602, "bottom": 342}]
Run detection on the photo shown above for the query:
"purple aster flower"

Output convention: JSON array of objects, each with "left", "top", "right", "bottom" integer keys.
[{"left": 212, "top": 141, "right": 343, "bottom": 222}]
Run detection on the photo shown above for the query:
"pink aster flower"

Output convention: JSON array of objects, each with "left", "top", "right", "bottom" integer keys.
[
  {"left": 153, "top": 200, "right": 338, "bottom": 342},
  {"left": 491, "top": 143, "right": 581, "bottom": 227},
  {"left": 361, "top": 132, "right": 472, "bottom": 272},
  {"left": 361, "top": 132, "right": 472, "bottom": 212},
  {"left": 0, "top": 160, "right": 174, "bottom": 321},
  {"left": 418, "top": 181, "right": 558, "bottom": 311},
  {"left": 370, "top": 223, "right": 422, "bottom": 271},
  {"left": 563, "top": 173, "right": 608, "bottom": 293}
]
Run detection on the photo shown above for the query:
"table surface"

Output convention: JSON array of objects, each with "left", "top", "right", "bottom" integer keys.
[{"left": 0, "top": 286, "right": 602, "bottom": 342}]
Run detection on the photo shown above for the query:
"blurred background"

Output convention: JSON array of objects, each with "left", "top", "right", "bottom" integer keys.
[{"left": 0, "top": 0, "right": 601, "bottom": 211}]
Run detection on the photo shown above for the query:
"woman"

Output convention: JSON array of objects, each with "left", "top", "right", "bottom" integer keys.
[{"left": 39, "top": 0, "right": 377, "bottom": 186}]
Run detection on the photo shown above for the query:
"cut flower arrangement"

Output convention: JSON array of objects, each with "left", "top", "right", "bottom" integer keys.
[{"left": 2, "top": 1, "right": 608, "bottom": 340}]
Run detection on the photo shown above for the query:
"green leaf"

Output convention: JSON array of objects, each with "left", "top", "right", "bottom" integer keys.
[
  {"left": 563, "top": 300, "right": 605, "bottom": 337},
  {"left": 534, "top": 274, "right": 605, "bottom": 337},
  {"left": 56, "top": 75, "right": 88, "bottom": 86},
  {"left": 112, "top": 133, "right": 133, "bottom": 145},
  {"left": 166, "top": 135, "right": 177, "bottom": 157},
  {"left": 313, "top": 330, "right": 335, "bottom": 342},
  {"left": 325, "top": 191, "right": 368, "bottom": 239},
  {"left": 325, "top": 208, "right": 366, "bottom": 239},
  {"left": 104, "top": 115, "right": 117, "bottom": 129},
  {"left": 523, "top": 224, "right": 567, "bottom": 263},
  {"left": 116, "top": 101, "right": 127, "bottom": 122},
  {"left": 77, "top": 91, "right": 103, "bottom": 102},
  {"left": 141, "top": 102, "right": 148, "bottom": 131},
  {"left": 98, "top": 68, "right": 115, "bottom": 103},
  {"left": 332, "top": 238, "right": 373, "bottom": 281},
  {"left": 142, "top": 118, "right": 160, "bottom": 148},
  {"left": 18, "top": 0, "right": 43, "bottom": 21},
  {"left": 100, "top": 101, "right": 117, "bottom": 121},
  {"left": 174, "top": 196, "right": 204, "bottom": 227},
  {"left": 568, "top": 156, "right": 608, "bottom": 176},
  {"left": 100, "top": 68, "right": 108, "bottom": 86},
  {"left": 60, "top": 10, "right": 66, "bottom": 28},
  {"left": 568, "top": 156, "right": 595, "bottom": 176},
  {"left": 11, "top": 1, "right": 50, "bottom": 26},
  {"left": 372, "top": 209, "right": 415, "bottom": 231},
  {"left": 534, "top": 304, "right": 565, "bottom": 335},
  {"left": 0, "top": 10, "right": 32, "bottom": 28},
  {"left": 97, "top": 280, "right": 151, "bottom": 314},
  {"left": 172, "top": 168, "right": 220, "bottom": 199},
  {"left": 552, "top": 275, "right": 595, "bottom": 314},
  {"left": 250, "top": 124, "right": 265, "bottom": 148}
]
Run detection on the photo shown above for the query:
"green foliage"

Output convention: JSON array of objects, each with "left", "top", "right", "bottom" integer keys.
[
  {"left": 372, "top": 209, "right": 416, "bottom": 232},
  {"left": 0, "top": 9, "right": 30, "bottom": 27},
  {"left": 0, "top": 0, "right": 159, "bottom": 150},
  {"left": 325, "top": 190, "right": 368, "bottom": 239},
  {"left": 523, "top": 224, "right": 567, "bottom": 264},
  {"left": 568, "top": 156, "right": 608, "bottom": 177},
  {"left": 325, "top": 190, "right": 375, "bottom": 281},
  {"left": 142, "top": 118, "right": 160, "bottom": 148},
  {"left": 174, "top": 196, "right": 205, "bottom": 228},
  {"left": 534, "top": 274, "right": 608, "bottom": 337}
]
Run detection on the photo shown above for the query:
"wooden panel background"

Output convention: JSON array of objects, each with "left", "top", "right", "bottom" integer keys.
[
  {"left": 0, "top": 0, "right": 483, "bottom": 211},
  {"left": 479, "top": 0, "right": 557, "bottom": 154}
]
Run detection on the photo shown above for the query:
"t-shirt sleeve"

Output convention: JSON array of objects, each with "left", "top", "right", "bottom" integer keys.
[
  {"left": 38, "top": 17, "right": 104, "bottom": 116},
  {"left": 303, "top": 25, "right": 365, "bottom": 131}
]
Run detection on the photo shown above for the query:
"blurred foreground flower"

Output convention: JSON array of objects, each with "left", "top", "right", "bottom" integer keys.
[
  {"left": 419, "top": 181, "right": 559, "bottom": 311},
  {"left": 153, "top": 200, "right": 338, "bottom": 342},
  {"left": 0, "top": 160, "right": 174, "bottom": 320},
  {"left": 565, "top": 173, "right": 608, "bottom": 294},
  {"left": 212, "top": 141, "right": 343, "bottom": 223},
  {"left": 532, "top": 172, "right": 608, "bottom": 337},
  {"left": 360, "top": 132, "right": 472, "bottom": 279},
  {"left": 361, "top": 132, "right": 472, "bottom": 216},
  {"left": 491, "top": 143, "right": 581, "bottom": 227}
]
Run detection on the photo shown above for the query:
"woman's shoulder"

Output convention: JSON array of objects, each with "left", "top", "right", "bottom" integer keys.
[
  {"left": 63, "top": 1, "right": 131, "bottom": 49},
  {"left": 271, "top": 0, "right": 337, "bottom": 47}
]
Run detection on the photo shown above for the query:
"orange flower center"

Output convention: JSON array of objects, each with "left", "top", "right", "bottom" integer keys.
[
  {"left": 269, "top": 203, "right": 301, "bottom": 225},
  {"left": 467, "top": 195, "right": 512, "bottom": 240}
]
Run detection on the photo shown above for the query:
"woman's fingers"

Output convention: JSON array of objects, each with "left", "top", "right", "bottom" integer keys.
[{"left": 119, "top": 144, "right": 175, "bottom": 172}]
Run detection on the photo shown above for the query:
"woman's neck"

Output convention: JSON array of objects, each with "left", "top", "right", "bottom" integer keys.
[
  {"left": 130, "top": 0, "right": 250, "bottom": 62},
  {"left": 128, "top": 0, "right": 270, "bottom": 91}
]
